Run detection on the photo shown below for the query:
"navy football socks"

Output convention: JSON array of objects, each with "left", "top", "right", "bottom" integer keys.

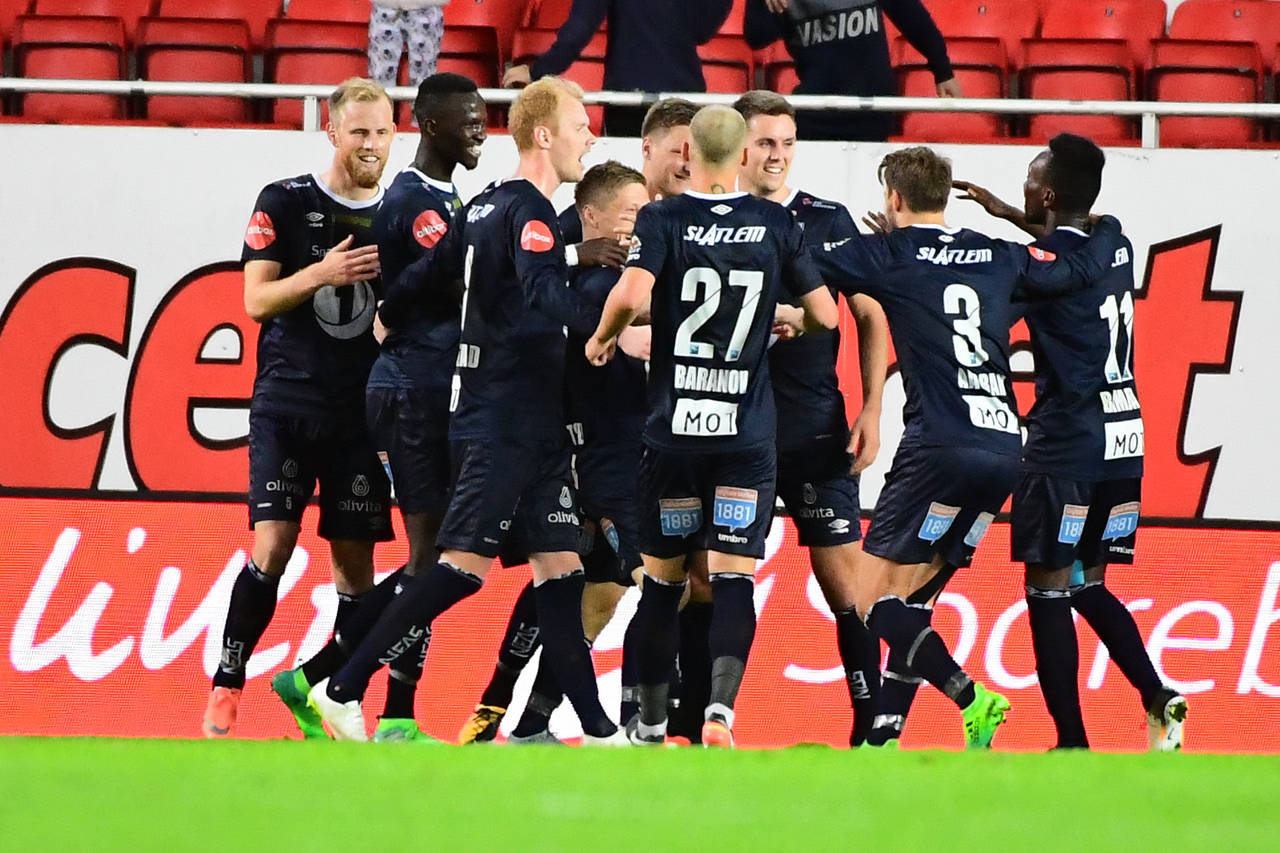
[{"left": 213, "top": 559, "right": 278, "bottom": 690}]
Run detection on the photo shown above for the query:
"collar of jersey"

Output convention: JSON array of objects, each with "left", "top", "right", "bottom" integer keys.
[
  {"left": 685, "top": 189, "right": 749, "bottom": 200},
  {"left": 779, "top": 187, "right": 799, "bottom": 207},
  {"left": 1055, "top": 225, "right": 1089, "bottom": 237},
  {"left": 906, "top": 223, "right": 962, "bottom": 235},
  {"left": 310, "top": 172, "right": 385, "bottom": 209},
  {"left": 406, "top": 167, "right": 456, "bottom": 195}
]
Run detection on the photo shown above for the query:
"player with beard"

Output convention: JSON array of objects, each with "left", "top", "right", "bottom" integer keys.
[
  {"left": 203, "top": 78, "right": 395, "bottom": 738},
  {"left": 807, "top": 147, "right": 1124, "bottom": 749},
  {"left": 310, "top": 77, "right": 627, "bottom": 745},
  {"left": 734, "top": 90, "right": 889, "bottom": 747},
  {"left": 458, "top": 99, "right": 700, "bottom": 745},
  {"left": 269, "top": 73, "right": 486, "bottom": 742},
  {"left": 953, "top": 135, "right": 1188, "bottom": 751},
  {"left": 587, "top": 105, "right": 840, "bottom": 748}
]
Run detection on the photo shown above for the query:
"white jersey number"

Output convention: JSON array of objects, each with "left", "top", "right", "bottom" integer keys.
[
  {"left": 1098, "top": 291, "right": 1135, "bottom": 384},
  {"left": 673, "top": 267, "right": 764, "bottom": 362},
  {"left": 943, "top": 283, "right": 990, "bottom": 367}
]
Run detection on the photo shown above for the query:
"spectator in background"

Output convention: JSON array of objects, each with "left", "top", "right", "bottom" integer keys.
[
  {"left": 368, "top": 0, "right": 449, "bottom": 89},
  {"left": 745, "top": 0, "right": 960, "bottom": 142},
  {"left": 502, "top": 0, "right": 732, "bottom": 136}
]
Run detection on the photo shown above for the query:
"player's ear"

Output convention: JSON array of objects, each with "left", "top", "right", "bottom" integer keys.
[
  {"left": 1043, "top": 186, "right": 1058, "bottom": 210},
  {"left": 681, "top": 140, "right": 691, "bottom": 162},
  {"left": 325, "top": 120, "right": 338, "bottom": 147},
  {"left": 641, "top": 135, "right": 652, "bottom": 160},
  {"left": 534, "top": 123, "right": 553, "bottom": 150},
  {"left": 740, "top": 146, "right": 749, "bottom": 167}
]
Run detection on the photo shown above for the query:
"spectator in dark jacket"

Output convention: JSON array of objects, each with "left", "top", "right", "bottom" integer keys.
[
  {"left": 745, "top": 0, "right": 960, "bottom": 141},
  {"left": 503, "top": 0, "right": 732, "bottom": 135}
]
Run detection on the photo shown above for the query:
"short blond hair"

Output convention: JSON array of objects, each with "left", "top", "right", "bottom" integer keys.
[
  {"left": 329, "top": 77, "right": 391, "bottom": 126},
  {"left": 689, "top": 104, "right": 747, "bottom": 167},
  {"left": 509, "top": 76, "right": 585, "bottom": 152}
]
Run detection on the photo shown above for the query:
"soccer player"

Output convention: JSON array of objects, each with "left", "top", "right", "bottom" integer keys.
[
  {"left": 202, "top": 78, "right": 395, "bottom": 738},
  {"left": 459, "top": 98, "right": 699, "bottom": 745},
  {"left": 954, "top": 134, "right": 1188, "bottom": 751},
  {"left": 807, "top": 146, "right": 1123, "bottom": 748},
  {"left": 733, "top": 90, "right": 889, "bottom": 746},
  {"left": 310, "top": 77, "right": 626, "bottom": 745},
  {"left": 586, "top": 105, "right": 840, "bottom": 747},
  {"left": 501, "top": 162, "right": 652, "bottom": 745},
  {"left": 269, "top": 73, "right": 487, "bottom": 742}
]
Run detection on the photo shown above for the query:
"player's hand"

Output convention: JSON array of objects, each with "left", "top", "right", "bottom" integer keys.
[
  {"left": 503, "top": 64, "right": 532, "bottom": 88},
  {"left": 952, "top": 180, "right": 1019, "bottom": 220},
  {"left": 576, "top": 237, "right": 629, "bottom": 270},
  {"left": 862, "top": 210, "right": 890, "bottom": 234},
  {"left": 315, "top": 234, "right": 380, "bottom": 286},
  {"left": 765, "top": 0, "right": 790, "bottom": 12},
  {"left": 848, "top": 409, "right": 881, "bottom": 473},
  {"left": 585, "top": 335, "right": 617, "bottom": 366},
  {"left": 773, "top": 304, "right": 805, "bottom": 339},
  {"left": 936, "top": 77, "right": 963, "bottom": 98},
  {"left": 618, "top": 325, "right": 651, "bottom": 361}
]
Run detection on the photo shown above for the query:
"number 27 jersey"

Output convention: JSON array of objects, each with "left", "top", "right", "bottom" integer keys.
[{"left": 627, "top": 191, "right": 824, "bottom": 453}]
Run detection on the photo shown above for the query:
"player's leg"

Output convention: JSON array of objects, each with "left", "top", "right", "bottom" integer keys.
[
  {"left": 459, "top": 579, "right": 540, "bottom": 743},
  {"left": 404, "top": 5, "right": 444, "bottom": 86},
  {"left": 810, "top": 544, "right": 881, "bottom": 746},
  {"left": 366, "top": 5, "right": 405, "bottom": 87},
  {"left": 204, "top": 413, "right": 314, "bottom": 737},
  {"left": 629, "top": 553, "right": 689, "bottom": 743},
  {"left": 668, "top": 552, "right": 711, "bottom": 743}
]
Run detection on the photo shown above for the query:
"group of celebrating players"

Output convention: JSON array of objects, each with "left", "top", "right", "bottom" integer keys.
[{"left": 202, "top": 70, "right": 1188, "bottom": 752}]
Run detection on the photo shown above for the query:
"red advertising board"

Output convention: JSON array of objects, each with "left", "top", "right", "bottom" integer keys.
[{"left": 3, "top": 497, "right": 1277, "bottom": 752}]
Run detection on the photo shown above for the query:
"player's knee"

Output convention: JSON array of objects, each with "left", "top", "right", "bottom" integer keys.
[
  {"left": 251, "top": 522, "right": 300, "bottom": 575},
  {"left": 1024, "top": 563, "right": 1072, "bottom": 591},
  {"left": 329, "top": 540, "right": 375, "bottom": 593}
]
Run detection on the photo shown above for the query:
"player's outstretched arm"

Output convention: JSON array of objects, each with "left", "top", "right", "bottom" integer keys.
[
  {"left": 847, "top": 294, "right": 888, "bottom": 473},
  {"left": 243, "top": 235, "right": 379, "bottom": 322},
  {"left": 799, "top": 285, "right": 839, "bottom": 332},
  {"left": 587, "top": 266, "right": 655, "bottom": 366},
  {"left": 1014, "top": 214, "right": 1122, "bottom": 298},
  {"left": 952, "top": 180, "right": 1045, "bottom": 239}
]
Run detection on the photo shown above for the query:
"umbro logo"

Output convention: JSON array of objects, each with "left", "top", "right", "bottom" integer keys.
[
  {"left": 306, "top": 212, "right": 325, "bottom": 223},
  {"left": 710, "top": 204, "right": 733, "bottom": 215}
]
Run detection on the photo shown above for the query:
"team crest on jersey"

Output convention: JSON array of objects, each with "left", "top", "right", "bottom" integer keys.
[
  {"left": 918, "top": 502, "right": 959, "bottom": 542},
  {"left": 802, "top": 482, "right": 818, "bottom": 505},
  {"left": 520, "top": 220, "right": 556, "bottom": 252},
  {"left": 963, "top": 512, "right": 995, "bottom": 548},
  {"left": 713, "top": 487, "right": 758, "bottom": 532},
  {"left": 1058, "top": 504, "right": 1089, "bottom": 545},
  {"left": 313, "top": 281, "right": 376, "bottom": 340},
  {"left": 412, "top": 209, "right": 448, "bottom": 248},
  {"left": 559, "top": 486, "right": 573, "bottom": 509},
  {"left": 244, "top": 211, "right": 276, "bottom": 250},
  {"left": 659, "top": 497, "right": 702, "bottom": 537},
  {"left": 1027, "top": 245, "right": 1058, "bottom": 262},
  {"left": 1102, "top": 501, "right": 1140, "bottom": 540},
  {"left": 352, "top": 474, "right": 370, "bottom": 497}
]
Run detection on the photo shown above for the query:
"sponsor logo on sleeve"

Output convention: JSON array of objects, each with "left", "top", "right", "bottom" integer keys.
[
  {"left": 520, "top": 220, "right": 556, "bottom": 252},
  {"left": 412, "top": 209, "right": 448, "bottom": 248},
  {"left": 244, "top": 211, "right": 276, "bottom": 250},
  {"left": 918, "top": 502, "right": 959, "bottom": 542},
  {"left": 659, "top": 497, "right": 702, "bottom": 537},
  {"left": 1027, "top": 245, "right": 1057, "bottom": 262}
]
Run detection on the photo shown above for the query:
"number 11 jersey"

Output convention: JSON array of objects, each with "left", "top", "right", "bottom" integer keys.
[{"left": 626, "top": 190, "right": 824, "bottom": 454}]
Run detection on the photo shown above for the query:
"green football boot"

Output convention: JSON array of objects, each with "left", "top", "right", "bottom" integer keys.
[
  {"left": 962, "top": 683, "right": 1010, "bottom": 749},
  {"left": 270, "top": 668, "right": 329, "bottom": 740}
]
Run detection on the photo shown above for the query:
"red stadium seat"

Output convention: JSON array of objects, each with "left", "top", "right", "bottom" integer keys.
[
  {"left": 268, "top": 30, "right": 367, "bottom": 127},
  {"left": 1041, "top": 0, "right": 1166, "bottom": 70},
  {"left": 512, "top": 27, "right": 606, "bottom": 134},
  {"left": 136, "top": 16, "right": 251, "bottom": 125},
  {"left": 31, "top": 0, "right": 152, "bottom": 41},
  {"left": 924, "top": 0, "right": 1041, "bottom": 69},
  {"left": 895, "top": 36, "right": 1005, "bottom": 141},
  {"left": 154, "top": 0, "right": 279, "bottom": 49},
  {"left": 444, "top": 0, "right": 524, "bottom": 66},
  {"left": 699, "top": 35, "right": 754, "bottom": 94},
  {"left": 1, "top": 0, "right": 26, "bottom": 46},
  {"left": 523, "top": 0, "right": 600, "bottom": 31},
  {"left": 12, "top": 14, "right": 127, "bottom": 122},
  {"left": 266, "top": 17, "right": 365, "bottom": 51},
  {"left": 1148, "top": 39, "right": 1263, "bottom": 146},
  {"left": 285, "top": 0, "right": 369, "bottom": 24},
  {"left": 1169, "top": 0, "right": 1280, "bottom": 48},
  {"left": 1020, "top": 39, "right": 1136, "bottom": 144},
  {"left": 763, "top": 58, "right": 798, "bottom": 94},
  {"left": 719, "top": 0, "right": 747, "bottom": 36}
]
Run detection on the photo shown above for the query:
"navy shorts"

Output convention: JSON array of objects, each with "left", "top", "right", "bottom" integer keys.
[
  {"left": 365, "top": 386, "right": 451, "bottom": 515},
  {"left": 575, "top": 441, "right": 643, "bottom": 585},
  {"left": 1012, "top": 474, "right": 1141, "bottom": 569},
  {"left": 777, "top": 439, "right": 862, "bottom": 548},
  {"left": 863, "top": 445, "right": 1017, "bottom": 569},
  {"left": 436, "top": 436, "right": 582, "bottom": 561},
  {"left": 247, "top": 410, "right": 393, "bottom": 542},
  {"left": 639, "top": 445, "right": 777, "bottom": 560}
]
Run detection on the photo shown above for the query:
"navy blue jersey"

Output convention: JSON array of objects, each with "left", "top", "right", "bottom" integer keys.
[
  {"left": 241, "top": 173, "right": 383, "bottom": 418},
  {"left": 367, "top": 168, "right": 462, "bottom": 393},
  {"left": 1018, "top": 227, "right": 1143, "bottom": 480},
  {"left": 559, "top": 205, "right": 584, "bottom": 247},
  {"left": 811, "top": 219, "right": 1121, "bottom": 456},
  {"left": 565, "top": 265, "right": 648, "bottom": 446},
  {"left": 446, "top": 178, "right": 602, "bottom": 441},
  {"left": 770, "top": 189, "right": 858, "bottom": 452},
  {"left": 628, "top": 191, "right": 824, "bottom": 453}
]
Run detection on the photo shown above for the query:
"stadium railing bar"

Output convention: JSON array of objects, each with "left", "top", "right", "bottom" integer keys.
[{"left": 7, "top": 77, "right": 1280, "bottom": 147}]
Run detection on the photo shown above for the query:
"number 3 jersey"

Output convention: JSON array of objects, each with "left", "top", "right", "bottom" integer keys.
[
  {"left": 810, "top": 219, "right": 1121, "bottom": 457},
  {"left": 241, "top": 173, "right": 384, "bottom": 418},
  {"left": 1017, "top": 226, "right": 1142, "bottom": 481},
  {"left": 627, "top": 190, "right": 825, "bottom": 453}
]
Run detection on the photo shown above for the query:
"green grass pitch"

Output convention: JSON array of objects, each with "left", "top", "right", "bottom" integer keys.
[{"left": 2, "top": 738, "right": 1277, "bottom": 852}]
